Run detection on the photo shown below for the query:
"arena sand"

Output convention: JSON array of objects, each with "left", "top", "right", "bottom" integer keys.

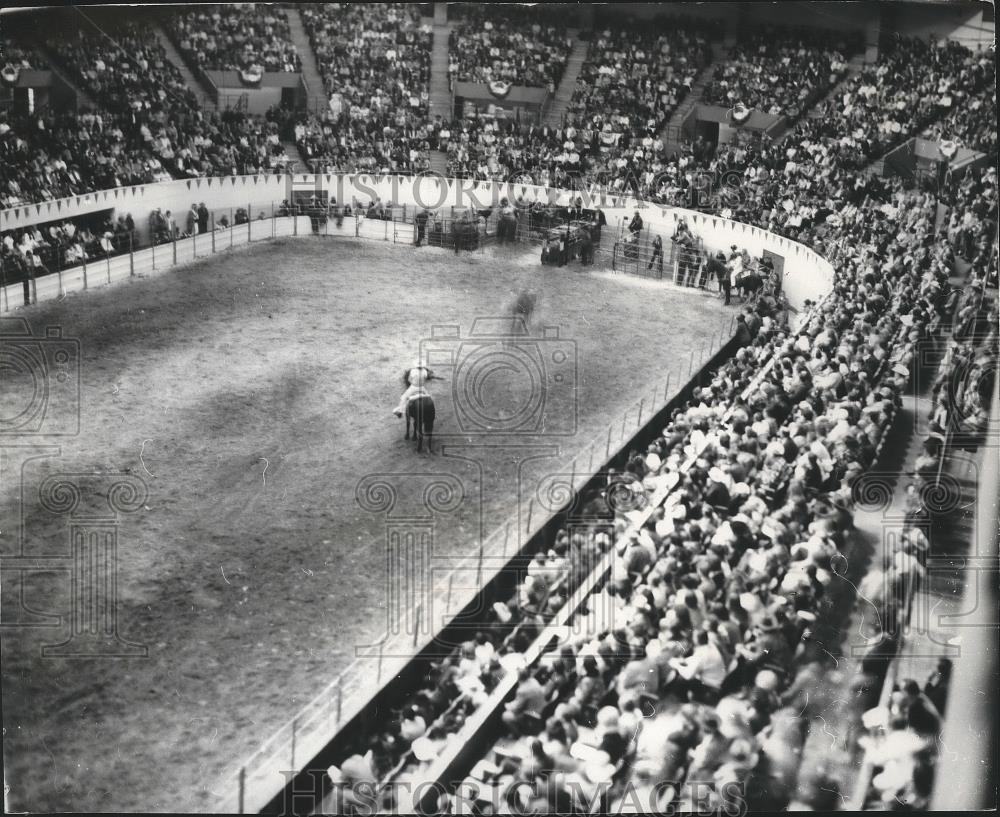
[{"left": 0, "top": 237, "right": 729, "bottom": 811}]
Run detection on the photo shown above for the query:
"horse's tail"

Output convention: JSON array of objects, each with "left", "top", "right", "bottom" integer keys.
[
  {"left": 409, "top": 396, "right": 435, "bottom": 434},
  {"left": 402, "top": 368, "right": 412, "bottom": 387}
]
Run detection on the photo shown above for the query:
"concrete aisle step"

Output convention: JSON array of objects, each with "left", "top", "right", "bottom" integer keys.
[
  {"left": 286, "top": 5, "right": 329, "bottom": 117},
  {"left": 28, "top": 38, "right": 96, "bottom": 110},
  {"left": 151, "top": 21, "right": 217, "bottom": 111},
  {"left": 543, "top": 35, "right": 589, "bottom": 128},
  {"left": 428, "top": 149, "right": 448, "bottom": 176},
  {"left": 428, "top": 22, "right": 453, "bottom": 121},
  {"left": 281, "top": 140, "right": 309, "bottom": 173},
  {"left": 806, "top": 53, "right": 864, "bottom": 121}
]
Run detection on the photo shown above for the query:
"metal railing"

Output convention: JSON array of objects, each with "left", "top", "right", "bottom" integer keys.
[
  {"left": 0, "top": 202, "right": 318, "bottom": 310},
  {"left": 218, "top": 307, "right": 741, "bottom": 814},
  {"left": 1, "top": 193, "right": 744, "bottom": 814}
]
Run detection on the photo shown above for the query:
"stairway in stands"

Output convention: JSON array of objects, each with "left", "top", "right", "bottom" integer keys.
[
  {"left": 281, "top": 140, "right": 309, "bottom": 173},
  {"left": 427, "top": 4, "right": 451, "bottom": 175},
  {"left": 802, "top": 51, "right": 865, "bottom": 128},
  {"left": 286, "top": 5, "right": 328, "bottom": 117},
  {"left": 152, "top": 22, "right": 217, "bottom": 111},
  {"left": 28, "top": 37, "right": 95, "bottom": 110},
  {"left": 770, "top": 52, "right": 865, "bottom": 147},
  {"left": 542, "top": 32, "right": 587, "bottom": 128},
  {"left": 659, "top": 41, "right": 728, "bottom": 155}
]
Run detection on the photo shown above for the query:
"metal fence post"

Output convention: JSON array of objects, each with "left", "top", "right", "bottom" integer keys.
[
  {"left": 336, "top": 676, "right": 343, "bottom": 724},
  {"left": 175, "top": 233, "right": 179, "bottom": 266},
  {"left": 211, "top": 213, "right": 216, "bottom": 254},
  {"left": 271, "top": 202, "right": 275, "bottom": 239},
  {"left": 56, "top": 261, "right": 63, "bottom": 298},
  {"left": 127, "top": 233, "right": 133, "bottom": 279},
  {"left": 238, "top": 767, "right": 245, "bottom": 815},
  {"left": 230, "top": 209, "right": 234, "bottom": 249},
  {"left": 291, "top": 717, "right": 296, "bottom": 770},
  {"left": 106, "top": 251, "right": 111, "bottom": 285},
  {"left": 248, "top": 203, "right": 252, "bottom": 242},
  {"left": 0, "top": 258, "right": 7, "bottom": 312}
]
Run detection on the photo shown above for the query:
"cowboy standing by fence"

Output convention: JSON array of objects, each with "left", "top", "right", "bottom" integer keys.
[{"left": 648, "top": 234, "right": 663, "bottom": 274}]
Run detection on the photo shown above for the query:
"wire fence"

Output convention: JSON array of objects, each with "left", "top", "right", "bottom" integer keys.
[
  {"left": 216, "top": 307, "right": 740, "bottom": 814},
  {"left": 1, "top": 193, "right": 740, "bottom": 814},
  {"left": 0, "top": 202, "right": 323, "bottom": 310}
]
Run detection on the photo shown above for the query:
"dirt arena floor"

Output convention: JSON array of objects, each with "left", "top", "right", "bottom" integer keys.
[{"left": 0, "top": 237, "right": 729, "bottom": 811}]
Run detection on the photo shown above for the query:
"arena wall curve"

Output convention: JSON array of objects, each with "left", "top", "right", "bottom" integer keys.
[
  {"left": 2, "top": 174, "right": 839, "bottom": 812},
  {"left": 0, "top": 173, "right": 835, "bottom": 313}
]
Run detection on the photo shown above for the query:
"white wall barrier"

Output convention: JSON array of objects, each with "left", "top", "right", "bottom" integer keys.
[
  {"left": 1, "top": 174, "right": 834, "bottom": 312},
  {"left": 2, "top": 216, "right": 305, "bottom": 308}
]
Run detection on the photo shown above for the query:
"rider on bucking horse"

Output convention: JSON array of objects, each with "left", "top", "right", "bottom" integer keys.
[{"left": 393, "top": 362, "right": 436, "bottom": 417}]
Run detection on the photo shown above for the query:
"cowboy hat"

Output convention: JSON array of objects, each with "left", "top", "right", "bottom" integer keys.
[{"left": 411, "top": 736, "right": 438, "bottom": 762}]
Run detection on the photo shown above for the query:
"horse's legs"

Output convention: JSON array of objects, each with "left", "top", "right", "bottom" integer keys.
[
  {"left": 424, "top": 404, "right": 435, "bottom": 454},
  {"left": 405, "top": 411, "right": 411, "bottom": 440}
]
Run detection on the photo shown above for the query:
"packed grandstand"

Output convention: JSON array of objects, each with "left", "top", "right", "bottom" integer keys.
[{"left": 0, "top": 2, "right": 996, "bottom": 815}]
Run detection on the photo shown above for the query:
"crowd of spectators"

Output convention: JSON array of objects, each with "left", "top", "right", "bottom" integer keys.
[
  {"left": 1, "top": 33, "right": 42, "bottom": 73},
  {"left": 294, "top": 110, "right": 433, "bottom": 175},
  {"left": 448, "top": 3, "right": 572, "bottom": 90},
  {"left": 702, "top": 26, "right": 854, "bottom": 118},
  {"left": 922, "top": 80, "right": 997, "bottom": 157},
  {"left": 318, "top": 149, "right": 997, "bottom": 812},
  {"left": 1, "top": 212, "right": 137, "bottom": 293},
  {"left": 317, "top": 30, "right": 995, "bottom": 814},
  {"left": 444, "top": 166, "right": 991, "bottom": 812},
  {"left": 568, "top": 21, "right": 712, "bottom": 150},
  {"left": 297, "top": 3, "right": 432, "bottom": 172},
  {"left": 803, "top": 36, "right": 992, "bottom": 168},
  {"left": 302, "top": 3, "right": 430, "bottom": 115},
  {"left": 0, "top": 109, "right": 173, "bottom": 209},
  {"left": 56, "top": 22, "right": 200, "bottom": 116},
  {"left": 2, "top": 11, "right": 995, "bottom": 809},
  {"left": 170, "top": 4, "right": 301, "bottom": 73}
]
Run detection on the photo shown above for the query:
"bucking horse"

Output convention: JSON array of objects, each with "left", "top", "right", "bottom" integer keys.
[{"left": 394, "top": 364, "right": 441, "bottom": 453}]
